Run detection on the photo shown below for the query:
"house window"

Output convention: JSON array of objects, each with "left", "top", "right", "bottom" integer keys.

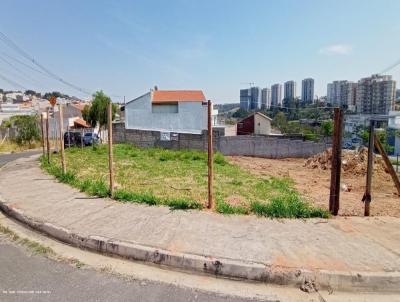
[{"left": 152, "top": 103, "right": 178, "bottom": 113}]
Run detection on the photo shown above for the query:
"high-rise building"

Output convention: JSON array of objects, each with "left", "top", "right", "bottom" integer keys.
[
  {"left": 326, "top": 80, "right": 356, "bottom": 109},
  {"left": 261, "top": 87, "right": 271, "bottom": 110},
  {"left": 301, "top": 78, "right": 314, "bottom": 103},
  {"left": 356, "top": 74, "right": 396, "bottom": 114},
  {"left": 284, "top": 81, "right": 296, "bottom": 100},
  {"left": 240, "top": 89, "right": 251, "bottom": 110},
  {"left": 271, "top": 84, "right": 282, "bottom": 107},
  {"left": 240, "top": 87, "right": 261, "bottom": 110}
]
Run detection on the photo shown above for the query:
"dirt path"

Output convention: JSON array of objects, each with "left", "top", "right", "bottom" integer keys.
[{"left": 228, "top": 156, "right": 400, "bottom": 217}]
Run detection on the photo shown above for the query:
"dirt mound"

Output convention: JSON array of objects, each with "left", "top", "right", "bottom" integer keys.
[{"left": 304, "top": 148, "right": 388, "bottom": 176}]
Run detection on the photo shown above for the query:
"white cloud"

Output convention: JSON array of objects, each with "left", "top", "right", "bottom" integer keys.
[{"left": 319, "top": 44, "right": 353, "bottom": 55}]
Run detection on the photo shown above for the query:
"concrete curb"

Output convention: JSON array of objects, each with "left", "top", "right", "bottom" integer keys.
[{"left": 1, "top": 199, "right": 399, "bottom": 293}]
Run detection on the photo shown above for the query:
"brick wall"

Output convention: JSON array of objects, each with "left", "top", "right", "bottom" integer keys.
[{"left": 113, "top": 122, "right": 327, "bottom": 158}]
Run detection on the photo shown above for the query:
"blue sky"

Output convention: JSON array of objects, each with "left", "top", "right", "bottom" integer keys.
[{"left": 1, "top": 0, "right": 400, "bottom": 103}]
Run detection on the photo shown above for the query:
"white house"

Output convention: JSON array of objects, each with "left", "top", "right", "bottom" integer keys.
[{"left": 125, "top": 89, "right": 210, "bottom": 134}]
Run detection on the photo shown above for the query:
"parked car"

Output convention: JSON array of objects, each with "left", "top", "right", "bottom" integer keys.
[
  {"left": 83, "top": 132, "right": 100, "bottom": 146},
  {"left": 64, "top": 131, "right": 83, "bottom": 148}
]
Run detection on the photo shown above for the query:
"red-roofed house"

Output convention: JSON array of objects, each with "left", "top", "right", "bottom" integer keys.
[{"left": 125, "top": 89, "right": 209, "bottom": 134}]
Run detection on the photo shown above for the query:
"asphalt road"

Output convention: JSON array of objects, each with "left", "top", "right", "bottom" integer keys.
[
  {"left": 0, "top": 152, "right": 261, "bottom": 302},
  {"left": 0, "top": 236, "right": 261, "bottom": 302},
  {"left": 0, "top": 150, "right": 41, "bottom": 167}
]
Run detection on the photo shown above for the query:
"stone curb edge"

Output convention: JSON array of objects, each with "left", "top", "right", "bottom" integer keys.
[{"left": 1, "top": 199, "right": 399, "bottom": 293}]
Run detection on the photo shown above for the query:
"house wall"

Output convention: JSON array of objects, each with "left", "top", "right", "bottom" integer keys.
[
  {"left": 125, "top": 92, "right": 208, "bottom": 134},
  {"left": 254, "top": 114, "right": 271, "bottom": 135},
  {"left": 237, "top": 115, "right": 254, "bottom": 135},
  {"left": 113, "top": 123, "right": 326, "bottom": 158}
]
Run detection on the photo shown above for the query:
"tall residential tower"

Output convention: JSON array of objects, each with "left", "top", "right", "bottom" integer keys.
[{"left": 301, "top": 78, "right": 314, "bottom": 103}]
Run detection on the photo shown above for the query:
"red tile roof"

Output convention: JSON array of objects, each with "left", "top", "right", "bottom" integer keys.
[
  {"left": 152, "top": 90, "right": 206, "bottom": 103},
  {"left": 73, "top": 118, "right": 91, "bottom": 128}
]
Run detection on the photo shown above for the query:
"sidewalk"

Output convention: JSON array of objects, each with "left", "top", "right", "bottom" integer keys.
[{"left": 1, "top": 155, "right": 400, "bottom": 292}]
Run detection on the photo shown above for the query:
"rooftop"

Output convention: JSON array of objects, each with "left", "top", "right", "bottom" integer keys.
[{"left": 152, "top": 90, "right": 206, "bottom": 104}]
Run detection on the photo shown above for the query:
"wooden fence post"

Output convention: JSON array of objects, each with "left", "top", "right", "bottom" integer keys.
[
  {"left": 207, "top": 100, "right": 213, "bottom": 209},
  {"left": 40, "top": 113, "right": 45, "bottom": 157},
  {"left": 46, "top": 107, "right": 51, "bottom": 164},
  {"left": 374, "top": 133, "right": 400, "bottom": 195},
  {"left": 59, "top": 104, "right": 66, "bottom": 174},
  {"left": 329, "top": 107, "right": 343, "bottom": 215},
  {"left": 108, "top": 102, "right": 114, "bottom": 196},
  {"left": 362, "top": 120, "right": 375, "bottom": 216}
]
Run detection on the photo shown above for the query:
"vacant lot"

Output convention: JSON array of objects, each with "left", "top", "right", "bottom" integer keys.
[
  {"left": 42, "top": 144, "right": 328, "bottom": 218},
  {"left": 230, "top": 155, "right": 400, "bottom": 217}
]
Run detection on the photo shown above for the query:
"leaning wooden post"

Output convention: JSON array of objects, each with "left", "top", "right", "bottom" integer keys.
[
  {"left": 40, "top": 113, "right": 45, "bottom": 157},
  {"left": 329, "top": 107, "right": 343, "bottom": 215},
  {"left": 46, "top": 107, "right": 51, "bottom": 164},
  {"left": 207, "top": 100, "right": 214, "bottom": 209},
  {"left": 374, "top": 133, "right": 400, "bottom": 195},
  {"left": 59, "top": 104, "right": 66, "bottom": 174},
  {"left": 108, "top": 102, "right": 114, "bottom": 196},
  {"left": 362, "top": 120, "right": 375, "bottom": 216}
]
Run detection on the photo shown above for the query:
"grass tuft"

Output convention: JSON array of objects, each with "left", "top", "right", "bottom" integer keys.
[{"left": 40, "top": 145, "right": 329, "bottom": 219}]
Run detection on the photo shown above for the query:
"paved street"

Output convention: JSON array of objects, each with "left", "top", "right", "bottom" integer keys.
[
  {"left": 0, "top": 235, "right": 259, "bottom": 302},
  {"left": 0, "top": 150, "right": 41, "bottom": 167},
  {"left": 0, "top": 152, "right": 263, "bottom": 302}
]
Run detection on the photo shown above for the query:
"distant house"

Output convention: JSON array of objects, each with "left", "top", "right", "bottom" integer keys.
[
  {"left": 125, "top": 89, "right": 210, "bottom": 134},
  {"left": 237, "top": 112, "right": 272, "bottom": 135}
]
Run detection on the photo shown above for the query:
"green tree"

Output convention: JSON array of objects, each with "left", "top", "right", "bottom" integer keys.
[
  {"left": 272, "top": 112, "right": 288, "bottom": 133},
  {"left": 232, "top": 108, "right": 249, "bottom": 118},
  {"left": 321, "top": 120, "right": 333, "bottom": 137},
  {"left": 85, "top": 91, "right": 117, "bottom": 130},
  {"left": 13, "top": 115, "right": 40, "bottom": 146}
]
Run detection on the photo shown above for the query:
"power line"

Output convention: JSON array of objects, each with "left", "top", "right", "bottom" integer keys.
[
  {"left": 379, "top": 58, "right": 400, "bottom": 75},
  {"left": 0, "top": 54, "right": 50, "bottom": 89},
  {"left": 0, "top": 73, "right": 28, "bottom": 90},
  {"left": 0, "top": 51, "right": 48, "bottom": 76},
  {"left": 0, "top": 31, "right": 91, "bottom": 95}
]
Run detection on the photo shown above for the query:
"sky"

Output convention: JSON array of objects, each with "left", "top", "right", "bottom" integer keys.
[{"left": 0, "top": 0, "right": 400, "bottom": 103}]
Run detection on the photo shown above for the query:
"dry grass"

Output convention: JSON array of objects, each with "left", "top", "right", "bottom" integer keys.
[{"left": 0, "top": 140, "right": 41, "bottom": 153}]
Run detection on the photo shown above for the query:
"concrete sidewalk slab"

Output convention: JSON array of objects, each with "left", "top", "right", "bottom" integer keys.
[{"left": 1, "top": 155, "right": 400, "bottom": 293}]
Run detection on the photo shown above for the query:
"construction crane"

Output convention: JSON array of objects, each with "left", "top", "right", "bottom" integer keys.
[{"left": 240, "top": 82, "right": 255, "bottom": 88}]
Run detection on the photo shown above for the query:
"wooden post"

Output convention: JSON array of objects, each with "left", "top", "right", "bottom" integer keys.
[
  {"left": 374, "top": 133, "right": 400, "bottom": 195},
  {"left": 207, "top": 100, "right": 213, "bottom": 209},
  {"left": 362, "top": 121, "right": 375, "bottom": 216},
  {"left": 59, "top": 104, "right": 66, "bottom": 174},
  {"left": 40, "top": 113, "right": 45, "bottom": 157},
  {"left": 108, "top": 102, "right": 114, "bottom": 196},
  {"left": 329, "top": 107, "right": 343, "bottom": 215},
  {"left": 81, "top": 128, "right": 84, "bottom": 149},
  {"left": 46, "top": 107, "right": 51, "bottom": 164}
]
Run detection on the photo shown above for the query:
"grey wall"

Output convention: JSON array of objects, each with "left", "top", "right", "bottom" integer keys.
[
  {"left": 113, "top": 123, "right": 326, "bottom": 158},
  {"left": 125, "top": 92, "right": 208, "bottom": 134}
]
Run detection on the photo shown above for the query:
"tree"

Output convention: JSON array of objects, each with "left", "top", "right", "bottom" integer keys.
[
  {"left": 13, "top": 115, "right": 40, "bottom": 146},
  {"left": 83, "top": 91, "right": 117, "bottom": 131},
  {"left": 321, "top": 120, "right": 333, "bottom": 137},
  {"left": 272, "top": 112, "right": 288, "bottom": 133},
  {"left": 232, "top": 108, "right": 249, "bottom": 118}
]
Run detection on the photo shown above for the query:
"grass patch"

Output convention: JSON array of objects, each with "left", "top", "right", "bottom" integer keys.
[
  {"left": 41, "top": 144, "right": 328, "bottom": 219},
  {"left": 0, "top": 223, "right": 54, "bottom": 255},
  {"left": 0, "top": 140, "right": 41, "bottom": 153}
]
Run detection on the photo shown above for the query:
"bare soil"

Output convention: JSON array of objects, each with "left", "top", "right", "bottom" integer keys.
[{"left": 228, "top": 152, "right": 400, "bottom": 217}]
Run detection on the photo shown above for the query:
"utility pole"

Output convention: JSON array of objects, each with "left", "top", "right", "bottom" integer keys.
[
  {"left": 46, "top": 107, "right": 50, "bottom": 164},
  {"left": 329, "top": 107, "right": 343, "bottom": 215},
  {"left": 59, "top": 104, "right": 66, "bottom": 174},
  {"left": 207, "top": 100, "right": 214, "bottom": 209},
  {"left": 40, "top": 113, "right": 45, "bottom": 157},
  {"left": 108, "top": 102, "right": 114, "bottom": 196},
  {"left": 362, "top": 120, "right": 375, "bottom": 216}
]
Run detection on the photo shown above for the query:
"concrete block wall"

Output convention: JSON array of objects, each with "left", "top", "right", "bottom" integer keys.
[{"left": 113, "top": 123, "right": 326, "bottom": 158}]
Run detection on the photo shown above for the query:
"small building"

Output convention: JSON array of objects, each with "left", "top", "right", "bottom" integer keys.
[
  {"left": 237, "top": 112, "right": 272, "bottom": 135},
  {"left": 125, "top": 89, "right": 210, "bottom": 134}
]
